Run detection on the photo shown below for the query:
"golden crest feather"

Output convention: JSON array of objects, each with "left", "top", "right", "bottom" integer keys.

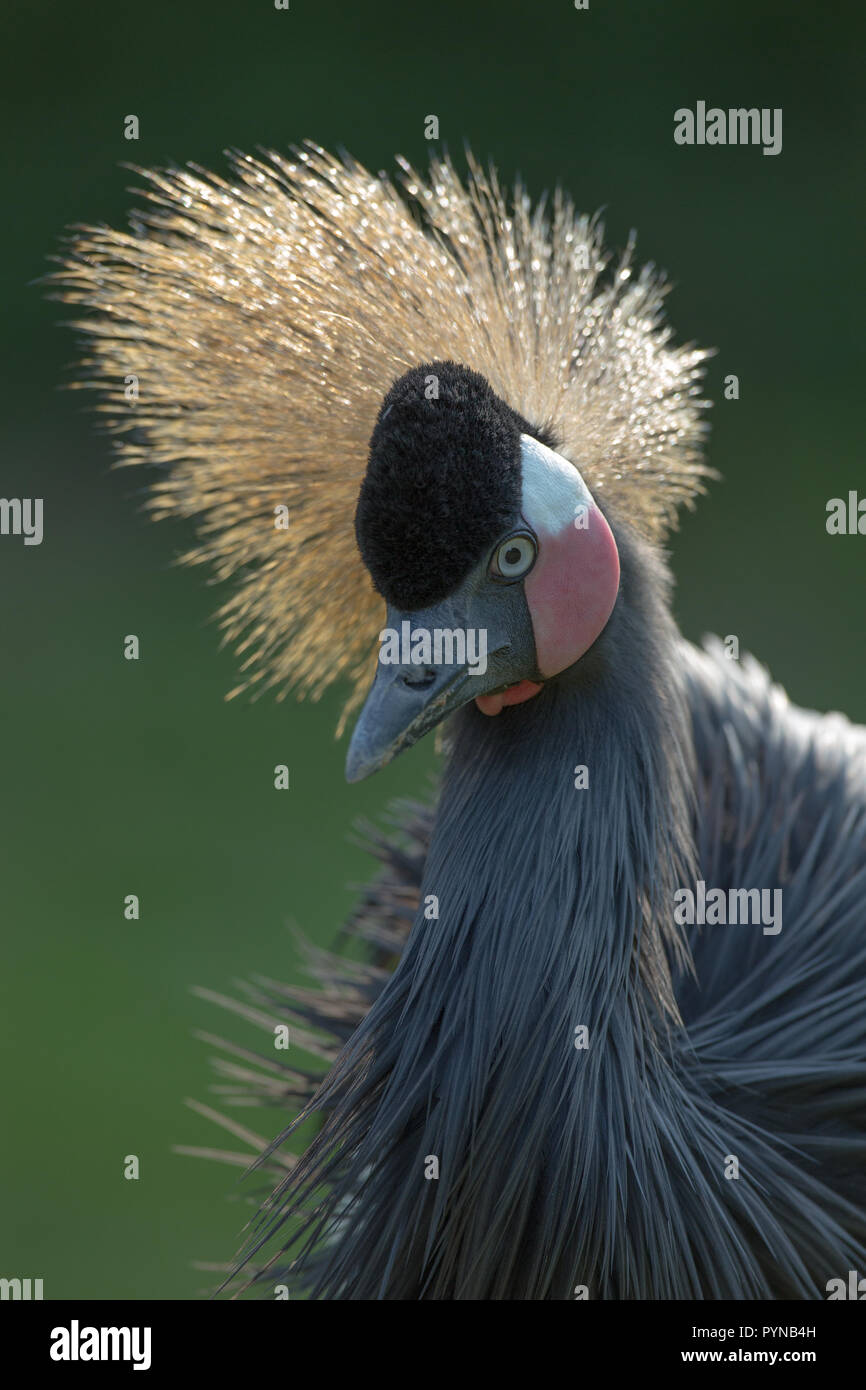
[{"left": 54, "top": 141, "right": 711, "bottom": 730}]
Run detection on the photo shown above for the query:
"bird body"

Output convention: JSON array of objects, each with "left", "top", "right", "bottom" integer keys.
[
  {"left": 55, "top": 144, "right": 866, "bottom": 1299},
  {"left": 273, "top": 534, "right": 866, "bottom": 1299}
]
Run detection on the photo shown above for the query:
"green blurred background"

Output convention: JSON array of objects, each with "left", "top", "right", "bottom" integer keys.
[{"left": 1, "top": 0, "right": 863, "bottom": 1298}]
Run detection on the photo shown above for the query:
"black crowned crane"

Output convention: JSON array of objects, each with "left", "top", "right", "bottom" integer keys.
[{"left": 55, "top": 144, "right": 866, "bottom": 1300}]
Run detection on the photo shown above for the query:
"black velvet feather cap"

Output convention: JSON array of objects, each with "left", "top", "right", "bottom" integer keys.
[{"left": 355, "top": 361, "right": 545, "bottom": 611}]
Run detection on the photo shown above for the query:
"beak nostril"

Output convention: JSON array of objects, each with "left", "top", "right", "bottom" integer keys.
[{"left": 401, "top": 668, "right": 437, "bottom": 690}]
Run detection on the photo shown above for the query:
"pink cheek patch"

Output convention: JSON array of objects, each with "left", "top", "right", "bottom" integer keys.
[{"left": 524, "top": 505, "right": 620, "bottom": 678}]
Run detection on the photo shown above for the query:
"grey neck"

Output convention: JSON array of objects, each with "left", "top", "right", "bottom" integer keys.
[{"left": 298, "top": 526, "right": 702, "bottom": 1298}]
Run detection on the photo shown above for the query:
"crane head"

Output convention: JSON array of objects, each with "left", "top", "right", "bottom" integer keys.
[{"left": 346, "top": 361, "right": 621, "bottom": 781}]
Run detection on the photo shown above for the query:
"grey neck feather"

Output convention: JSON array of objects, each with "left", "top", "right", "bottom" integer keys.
[{"left": 272, "top": 524, "right": 709, "bottom": 1298}]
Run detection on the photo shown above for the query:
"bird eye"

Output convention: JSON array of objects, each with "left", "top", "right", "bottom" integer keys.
[{"left": 490, "top": 531, "right": 537, "bottom": 581}]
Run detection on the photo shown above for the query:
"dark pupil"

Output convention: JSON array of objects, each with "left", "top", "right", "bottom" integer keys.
[{"left": 504, "top": 546, "right": 521, "bottom": 566}]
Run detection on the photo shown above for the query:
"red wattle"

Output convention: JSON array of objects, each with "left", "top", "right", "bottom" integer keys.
[{"left": 475, "top": 679, "right": 544, "bottom": 717}]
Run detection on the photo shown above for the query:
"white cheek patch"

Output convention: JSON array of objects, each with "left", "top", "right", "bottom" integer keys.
[{"left": 518, "top": 435, "right": 594, "bottom": 536}]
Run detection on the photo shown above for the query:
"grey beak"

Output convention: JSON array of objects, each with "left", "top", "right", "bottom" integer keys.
[
  {"left": 345, "top": 583, "right": 532, "bottom": 782},
  {"left": 345, "top": 599, "right": 486, "bottom": 782},
  {"left": 345, "top": 654, "right": 472, "bottom": 782}
]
